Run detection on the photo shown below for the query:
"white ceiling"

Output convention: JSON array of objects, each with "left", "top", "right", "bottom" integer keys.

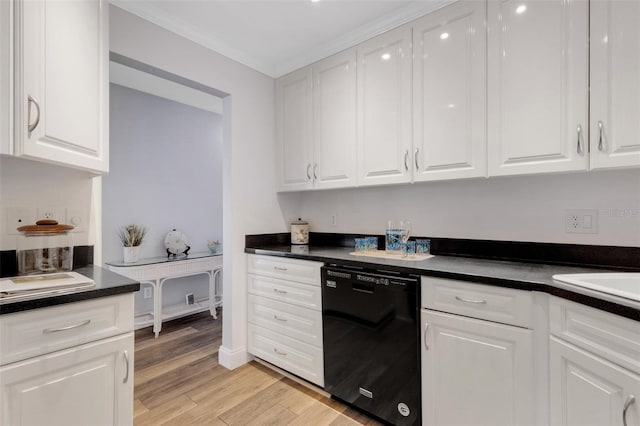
[{"left": 111, "top": 0, "right": 451, "bottom": 78}]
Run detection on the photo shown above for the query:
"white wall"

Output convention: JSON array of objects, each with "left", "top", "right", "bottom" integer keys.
[
  {"left": 0, "top": 156, "right": 96, "bottom": 251},
  {"left": 297, "top": 168, "right": 640, "bottom": 247},
  {"left": 110, "top": 5, "right": 284, "bottom": 368},
  {"left": 104, "top": 83, "right": 223, "bottom": 314}
]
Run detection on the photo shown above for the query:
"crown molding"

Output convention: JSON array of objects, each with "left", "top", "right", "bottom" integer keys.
[
  {"left": 275, "top": 0, "right": 453, "bottom": 77},
  {"left": 110, "top": 0, "right": 454, "bottom": 79}
]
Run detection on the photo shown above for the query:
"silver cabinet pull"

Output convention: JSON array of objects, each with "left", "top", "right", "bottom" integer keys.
[
  {"left": 43, "top": 319, "right": 91, "bottom": 334},
  {"left": 313, "top": 163, "right": 318, "bottom": 180},
  {"left": 306, "top": 163, "right": 311, "bottom": 181},
  {"left": 27, "top": 95, "right": 40, "bottom": 137},
  {"left": 423, "top": 323, "right": 429, "bottom": 350},
  {"left": 273, "top": 348, "right": 287, "bottom": 356},
  {"left": 123, "top": 350, "right": 130, "bottom": 383},
  {"left": 414, "top": 148, "right": 420, "bottom": 170},
  {"left": 273, "top": 315, "right": 288, "bottom": 322},
  {"left": 597, "top": 120, "right": 604, "bottom": 151},
  {"left": 623, "top": 395, "right": 635, "bottom": 426},
  {"left": 404, "top": 150, "right": 409, "bottom": 171},
  {"left": 577, "top": 124, "right": 583, "bottom": 154},
  {"left": 273, "top": 288, "right": 287, "bottom": 294},
  {"left": 455, "top": 295, "right": 487, "bottom": 304},
  {"left": 273, "top": 266, "right": 287, "bottom": 271}
]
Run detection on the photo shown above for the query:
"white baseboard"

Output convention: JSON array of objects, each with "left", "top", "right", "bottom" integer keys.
[{"left": 218, "top": 345, "right": 250, "bottom": 369}]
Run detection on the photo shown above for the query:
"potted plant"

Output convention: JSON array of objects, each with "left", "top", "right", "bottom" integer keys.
[
  {"left": 207, "top": 240, "right": 221, "bottom": 254},
  {"left": 118, "top": 224, "right": 146, "bottom": 263}
]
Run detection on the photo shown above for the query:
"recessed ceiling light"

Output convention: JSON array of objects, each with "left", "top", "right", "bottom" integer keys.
[
  {"left": 440, "top": 32, "right": 449, "bottom": 40},
  {"left": 381, "top": 53, "right": 391, "bottom": 61},
  {"left": 311, "top": 0, "right": 321, "bottom": 3},
  {"left": 516, "top": 4, "right": 527, "bottom": 14}
]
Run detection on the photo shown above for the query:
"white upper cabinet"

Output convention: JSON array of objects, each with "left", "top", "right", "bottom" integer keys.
[
  {"left": 13, "top": 0, "right": 109, "bottom": 174},
  {"left": 276, "top": 67, "right": 314, "bottom": 191},
  {"left": 413, "top": 1, "right": 487, "bottom": 182},
  {"left": 313, "top": 49, "right": 357, "bottom": 189},
  {"left": 590, "top": 0, "right": 640, "bottom": 170},
  {"left": 357, "top": 25, "right": 413, "bottom": 187},
  {"left": 0, "top": 0, "right": 11, "bottom": 155},
  {"left": 487, "top": 0, "right": 589, "bottom": 176}
]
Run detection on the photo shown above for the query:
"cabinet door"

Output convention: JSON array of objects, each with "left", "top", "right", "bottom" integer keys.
[
  {"left": 0, "top": 332, "right": 134, "bottom": 426},
  {"left": 276, "top": 67, "right": 314, "bottom": 191},
  {"left": 590, "top": 0, "right": 640, "bottom": 170},
  {"left": 313, "top": 49, "right": 357, "bottom": 189},
  {"left": 413, "top": 1, "right": 486, "bottom": 182},
  {"left": 15, "top": 0, "right": 109, "bottom": 173},
  {"left": 550, "top": 336, "right": 640, "bottom": 426},
  {"left": 421, "top": 309, "right": 535, "bottom": 426},
  {"left": 487, "top": 0, "right": 588, "bottom": 176},
  {"left": 357, "top": 25, "right": 412, "bottom": 186},
  {"left": 0, "top": 0, "right": 11, "bottom": 155}
]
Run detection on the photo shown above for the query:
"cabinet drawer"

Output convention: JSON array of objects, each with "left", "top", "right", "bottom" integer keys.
[
  {"left": 248, "top": 324, "right": 324, "bottom": 387},
  {"left": 248, "top": 294, "right": 322, "bottom": 347},
  {"left": 248, "top": 274, "right": 322, "bottom": 311},
  {"left": 247, "top": 255, "right": 322, "bottom": 286},
  {"left": 0, "top": 294, "right": 134, "bottom": 365},
  {"left": 550, "top": 296, "right": 640, "bottom": 374},
  {"left": 422, "top": 277, "right": 533, "bottom": 328}
]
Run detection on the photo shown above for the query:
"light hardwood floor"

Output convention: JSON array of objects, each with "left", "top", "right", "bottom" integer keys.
[{"left": 134, "top": 311, "right": 382, "bottom": 426}]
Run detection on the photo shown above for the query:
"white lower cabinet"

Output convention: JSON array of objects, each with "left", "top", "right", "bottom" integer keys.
[
  {"left": 421, "top": 277, "right": 535, "bottom": 426},
  {"left": 247, "top": 255, "right": 324, "bottom": 387},
  {"left": 0, "top": 333, "right": 133, "bottom": 426},
  {"left": 0, "top": 294, "right": 135, "bottom": 426},
  {"left": 549, "top": 297, "right": 640, "bottom": 426},
  {"left": 421, "top": 310, "right": 534, "bottom": 426}
]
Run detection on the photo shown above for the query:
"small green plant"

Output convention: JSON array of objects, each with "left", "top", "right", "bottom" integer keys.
[{"left": 118, "top": 224, "right": 146, "bottom": 247}]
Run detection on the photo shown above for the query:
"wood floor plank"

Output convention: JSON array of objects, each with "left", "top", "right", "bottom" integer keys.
[
  {"left": 287, "top": 400, "right": 343, "bottom": 426},
  {"left": 133, "top": 311, "right": 378, "bottom": 426}
]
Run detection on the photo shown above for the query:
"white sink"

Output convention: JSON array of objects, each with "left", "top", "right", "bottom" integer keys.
[{"left": 552, "top": 273, "right": 640, "bottom": 302}]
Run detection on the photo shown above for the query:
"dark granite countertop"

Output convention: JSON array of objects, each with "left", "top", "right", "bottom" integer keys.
[
  {"left": 0, "top": 265, "right": 140, "bottom": 315},
  {"left": 245, "top": 244, "right": 640, "bottom": 321}
]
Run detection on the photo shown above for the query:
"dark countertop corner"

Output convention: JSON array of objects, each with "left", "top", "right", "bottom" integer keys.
[{"left": 0, "top": 265, "right": 140, "bottom": 315}]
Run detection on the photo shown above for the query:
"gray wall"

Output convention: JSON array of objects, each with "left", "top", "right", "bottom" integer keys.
[{"left": 104, "top": 83, "right": 223, "bottom": 314}]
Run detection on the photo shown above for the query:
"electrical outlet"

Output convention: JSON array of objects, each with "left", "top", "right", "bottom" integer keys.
[
  {"left": 143, "top": 287, "right": 152, "bottom": 299},
  {"left": 65, "top": 208, "right": 87, "bottom": 233},
  {"left": 565, "top": 209, "right": 598, "bottom": 234},
  {"left": 37, "top": 207, "right": 61, "bottom": 222},
  {"left": 6, "top": 207, "right": 37, "bottom": 235}
]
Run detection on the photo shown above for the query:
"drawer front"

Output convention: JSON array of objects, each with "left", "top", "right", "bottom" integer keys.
[
  {"left": 248, "top": 324, "right": 324, "bottom": 387},
  {"left": 550, "top": 296, "right": 640, "bottom": 374},
  {"left": 248, "top": 274, "right": 322, "bottom": 311},
  {"left": 0, "top": 294, "right": 134, "bottom": 365},
  {"left": 422, "top": 277, "right": 533, "bottom": 328},
  {"left": 247, "top": 294, "right": 322, "bottom": 347},
  {"left": 248, "top": 255, "right": 322, "bottom": 286}
]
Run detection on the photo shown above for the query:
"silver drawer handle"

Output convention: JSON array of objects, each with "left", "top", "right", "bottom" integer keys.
[
  {"left": 273, "top": 315, "right": 288, "bottom": 322},
  {"left": 123, "top": 350, "right": 130, "bottom": 383},
  {"left": 273, "top": 288, "right": 287, "bottom": 294},
  {"left": 43, "top": 319, "right": 91, "bottom": 334},
  {"left": 577, "top": 124, "right": 583, "bottom": 154},
  {"left": 623, "top": 395, "right": 635, "bottom": 426},
  {"left": 273, "top": 348, "right": 287, "bottom": 356},
  {"left": 414, "top": 148, "right": 420, "bottom": 170},
  {"left": 27, "top": 95, "right": 40, "bottom": 136},
  {"left": 423, "top": 322, "right": 429, "bottom": 350},
  {"left": 455, "top": 295, "right": 487, "bottom": 305},
  {"left": 404, "top": 150, "right": 409, "bottom": 171},
  {"left": 597, "top": 120, "right": 605, "bottom": 151},
  {"left": 306, "top": 163, "right": 312, "bottom": 181},
  {"left": 274, "top": 266, "right": 288, "bottom": 271}
]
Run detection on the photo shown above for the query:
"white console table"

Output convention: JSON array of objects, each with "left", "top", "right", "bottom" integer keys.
[{"left": 106, "top": 252, "right": 222, "bottom": 337}]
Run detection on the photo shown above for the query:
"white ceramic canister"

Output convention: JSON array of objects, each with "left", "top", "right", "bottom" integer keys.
[{"left": 290, "top": 218, "right": 309, "bottom": 245}]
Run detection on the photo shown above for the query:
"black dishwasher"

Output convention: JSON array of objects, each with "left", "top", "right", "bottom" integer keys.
[{"left": 322, "top": 264, "right": 421, "bottom": 426}]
